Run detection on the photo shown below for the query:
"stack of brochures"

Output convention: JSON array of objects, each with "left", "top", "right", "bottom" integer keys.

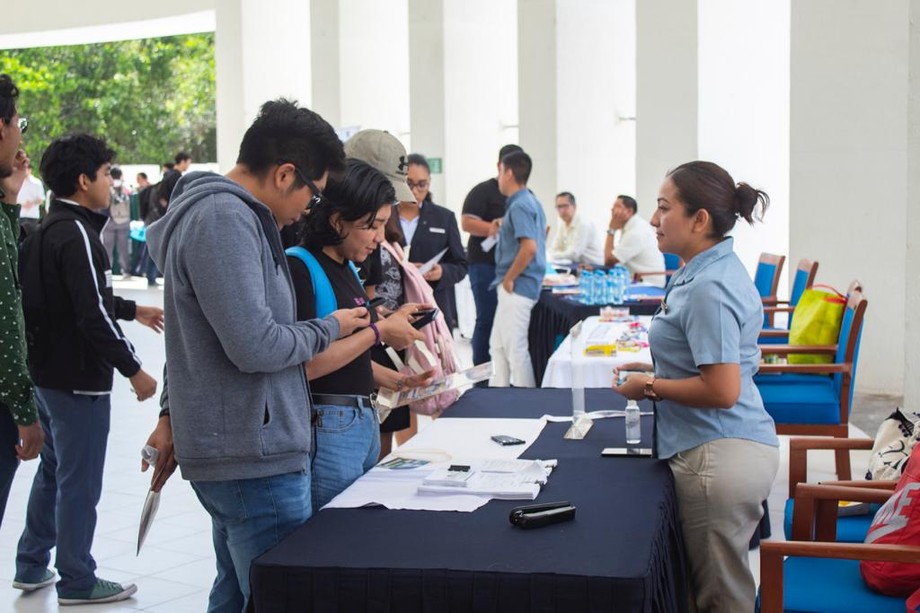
[{"left": 417, "top": 459, "right": 555, "bottom": 500}]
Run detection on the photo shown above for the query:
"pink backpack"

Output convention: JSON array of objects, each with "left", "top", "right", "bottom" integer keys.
[{"left": 380, "top": 241, "right": 459, "bottom": 415}]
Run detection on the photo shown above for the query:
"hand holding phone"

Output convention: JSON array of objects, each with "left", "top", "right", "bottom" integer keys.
[{"left": 411, "top": 308, "right": 439, "bottom": 330}]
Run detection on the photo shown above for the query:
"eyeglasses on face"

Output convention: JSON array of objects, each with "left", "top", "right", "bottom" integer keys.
[
  {"left": 278, "top": 160, "right": 325, "bottom": 209},
  {"left": 17, "top": 117, "right": 27, "bottom": 134},
  {"left": 407, "top": 180, "right": 429, "bottom": 191}
]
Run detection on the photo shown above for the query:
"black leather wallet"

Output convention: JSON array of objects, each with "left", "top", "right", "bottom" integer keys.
[{"left": 509, "top": 501, "right": 576, "bottom": 529}]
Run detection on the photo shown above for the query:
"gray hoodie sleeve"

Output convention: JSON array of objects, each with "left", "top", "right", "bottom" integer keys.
[{"left": 183, "top": 204, "right": 340, "bottom": 373}]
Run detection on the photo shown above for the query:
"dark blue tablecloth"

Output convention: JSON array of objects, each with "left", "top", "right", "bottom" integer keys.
[
  {"left": 530, "top": 287, "right": 665, "bottom": 385},
  {"left": 250, "top": 388, "right": 688, "bottom": 613}
]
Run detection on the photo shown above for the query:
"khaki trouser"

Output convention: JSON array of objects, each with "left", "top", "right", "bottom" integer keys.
[{"left": 669, "top": 438, "right": 779, "bottom": 613}]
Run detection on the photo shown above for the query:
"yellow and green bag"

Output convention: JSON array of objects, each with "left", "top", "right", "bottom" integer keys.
[{"left": 787, "top": 285, "right": 846, "bottom": 364}]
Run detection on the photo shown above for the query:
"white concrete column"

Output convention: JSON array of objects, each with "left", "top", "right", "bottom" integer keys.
[
  {"left": 904, "top": 0, "right": 920, "bottom": 407},
  {"left": 555, "top": 0, "right": 636, "bottom": 234},
  {"left": 408, "top": 0, "right": 447, "bottom": 205},
  {"left": 442, "top": 0, "right": 518, "bottom": 212},
  {"left": 517, "top": 0, "right": 557, "bottom": 210},
  {"left": 698, "top": 0, "right": 790, "bottom": 285},
  {"left": 791, "top": 0, "right": 909, "bottom": 395},
  {"left": 310, "top": 0, "right": 341, "bottom": 127},
  {"left": 635, "top": 0, "right": 697, "bottom": 218},
  {"left": 215, "top": 0, "right": 312, "bottom": 170},
  {"left": 338, "top": 0, "right": 410, "bottom": 144}
]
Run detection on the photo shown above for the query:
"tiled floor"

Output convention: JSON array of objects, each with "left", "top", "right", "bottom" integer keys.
[{"left": 0, "top": 279, "right": 882, "bottom": 611}]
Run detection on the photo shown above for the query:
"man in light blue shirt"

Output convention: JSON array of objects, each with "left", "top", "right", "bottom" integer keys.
[{"left": 489, "top": 151, "right": 546, "bottom": 386}]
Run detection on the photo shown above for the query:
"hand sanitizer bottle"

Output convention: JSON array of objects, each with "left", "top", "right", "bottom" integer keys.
[{"left": 625, "top": 400, "right": 641, "bottom": 444}]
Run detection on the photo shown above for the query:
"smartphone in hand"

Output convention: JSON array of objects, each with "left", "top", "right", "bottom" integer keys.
[{"left": 411, "top": 308, "right": 439, "bottom": 330}]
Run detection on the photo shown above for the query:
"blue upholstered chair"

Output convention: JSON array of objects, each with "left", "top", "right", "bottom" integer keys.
[
  {"left": 755, "top": 252, "right": 786, "bottom": 326},
  {"left": 757, "top": 482, "right": 915, "bottom": 613},
  {"left": 633, "top": 252, "right": 682, "bottom": 286},
  {"left": 760, "top": 258, "right": 819, "bottom": 344},
  {"left": 782, "top": 438, "right": 891, "bottom": 543},
  {"left": 756, "top": 285, "right": 868, "bottom": 480}
]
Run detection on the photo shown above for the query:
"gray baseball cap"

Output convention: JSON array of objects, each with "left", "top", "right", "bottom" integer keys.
[{"left": 344, "top": 129, "right": 416, "bottom": 203}]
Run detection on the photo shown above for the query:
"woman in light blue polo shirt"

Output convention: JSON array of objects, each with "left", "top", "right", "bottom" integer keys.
[{"left": 614, "top": 161, "right": 779, "bottom": 613}]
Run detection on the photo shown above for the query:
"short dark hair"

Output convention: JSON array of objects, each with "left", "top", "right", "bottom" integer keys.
[
  {"left": 174, "top": 151, "right": 191, "bottom": 164},
  {"left": 298, "top": 159, "right": 395, "bottom": 251},
  {"left": 40, "top": 134, "right": 115, "bottom": 197},
  {"left": 111, "top": 167, "right": 123, "bottom": 180},
  {"left": 137, "top": 172, "right": 148, "bottom": 180},
  {"left": 498, "top": 144, "right": 523, "bottom": 163},
  {"left": 500, "top": 151, "right": 532, "bottom": 185},
  {"left": 0, "top": 74, "right": 19, "bottom": 124},
  {"left": 617, "top": 195, "right": 638, "bottom": 214},
  {"left": 666, "top": 161, "right": 769, "bottom": 238},
  {"left": 238, "top": 98, "right": 345, "bottom": 188},
  {"left": 163, "top": 162, "right": 175, "bottom": 170},
  {"left": 556, "top": 191, "right": 576, "bottom": 206},
  {"left": 158, "top": 169, "right": 182, "bottom": 204}
]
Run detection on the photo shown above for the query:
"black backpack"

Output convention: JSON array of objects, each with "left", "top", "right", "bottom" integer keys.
[{"left": 18, "top": 217, "right": 67, "bottom": 369}]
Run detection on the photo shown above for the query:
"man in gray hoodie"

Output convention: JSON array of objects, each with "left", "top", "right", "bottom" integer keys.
[{"left": 144, "top": 99, "right": 368, "bottom": 612}]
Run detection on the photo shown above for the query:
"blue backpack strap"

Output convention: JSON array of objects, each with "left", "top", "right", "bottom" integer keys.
[
  {"left": 285, "top": 246, "right": 338, "bottom": 318},
  {"left": 348, "top": 261, "right": 362, "bottom": 285}
]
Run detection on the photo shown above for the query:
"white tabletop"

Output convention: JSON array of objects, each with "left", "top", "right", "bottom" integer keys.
[{"left": 541, "top": 316, "right": 653, "bottom": 388}]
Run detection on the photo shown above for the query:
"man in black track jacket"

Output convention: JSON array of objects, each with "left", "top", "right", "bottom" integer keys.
[{"left": 13, "top": 134, "right": 163, "bottom": 606}]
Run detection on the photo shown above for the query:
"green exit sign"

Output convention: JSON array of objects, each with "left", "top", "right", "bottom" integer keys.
[{"left": 428, "top": 157, "right": 443, "bottom": 174}]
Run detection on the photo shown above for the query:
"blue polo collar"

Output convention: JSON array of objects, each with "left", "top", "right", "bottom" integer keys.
[{"left": 669, "top": 237, "right": 735, "bottom": 287}]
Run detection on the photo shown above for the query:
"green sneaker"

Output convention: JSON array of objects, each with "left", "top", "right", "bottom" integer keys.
[
  {"left": 12, "top": 568, "right": 56, "bottom": 591},
  {"left": 58, "top": 578, "right": 137, "bottom": 606}
]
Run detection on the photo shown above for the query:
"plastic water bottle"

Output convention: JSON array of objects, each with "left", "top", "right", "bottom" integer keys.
[
  {"left": 593, "top": 271, "right": 607, "bottom": 305},
  {"left": 617, "top": 265, "right": 631, "bottom": 301},
  {"left": 605, "top": 272, "right": 618, "bottom": 305},
  {"left": 579, "top": 270, "right": 592, "bottom": 303},
  {"left": 625, "top": 400, "right": 641, "bottom": 444}
]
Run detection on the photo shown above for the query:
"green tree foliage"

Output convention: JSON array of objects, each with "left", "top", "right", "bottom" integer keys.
[{"left": 0, "top": 33, "right": 215, "bottom": 167}]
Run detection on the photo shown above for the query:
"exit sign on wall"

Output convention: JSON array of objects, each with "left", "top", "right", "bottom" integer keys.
[{"left": 428, "top": 157, "right": 443, "bottom": 174}]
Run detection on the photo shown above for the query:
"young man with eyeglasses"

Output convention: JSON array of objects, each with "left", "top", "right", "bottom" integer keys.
[
  {"left": 14, "top": 133, "right": 163, "bottom": 605},
  {"left": 547, "top": 191, "right": 604, "bottom": 267},
  {"left": 143, "top": 99, "right": 371, "bottom": 612},
  {"left": 0, "top": 74, "right": 43, "bottom": 536}
]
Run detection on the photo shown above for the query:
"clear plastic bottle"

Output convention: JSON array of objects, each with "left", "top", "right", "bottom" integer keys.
[
  {"left": 625, "top": 400, "right": 641, "bottom": 444},
  {"left": 579, "top": 270, "right": 592, "bottom": 303}
]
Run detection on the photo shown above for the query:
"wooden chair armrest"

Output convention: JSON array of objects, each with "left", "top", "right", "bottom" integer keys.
[
  {"left": 787, "top": 438, "right": 874, "bottom": 498},
  {"left": 762, "top": 296, "right": 779, "bottom": 306},
  {"left": 763, "top": 305, "right": 796, "bottom": 314},
  {"left": 759, "top": 344, "right": 838, "bottom": 355},
  {"left": 759, "top": 329, "right": 790, "bottom": 338},
  {"left": 760, "top": 541, "right": 920, "bottom": 613},
  {"left": 633, "top": 270, "right": 678, "bottom": 279},
  {"left": 758, "top": 363, "right": 850, "bottom": 375},
  {"left": 825, "top": 480, "right": 897, "bottom": 491},
  {"left": 791, "top": 483, "right": 890, "bottom": 541}
]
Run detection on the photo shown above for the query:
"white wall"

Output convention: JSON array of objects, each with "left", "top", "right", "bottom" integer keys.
[
  {"left": 698, "top": 0, "right": 790, "bottom": 289},
  {"left": 791, "top": 0, "right": 909, "bottom": 394},
  {"left": 338, "top": 0, "right": 411, "bottom": 146},
  {"left": 635, "top": 0, "right": 697, "bottom": 220},
  {"left": 556, "top": 0, "right": 636, "bottom": 230},
  {"left": 442, "top": 0, "right": 518, "bottom": 212}
]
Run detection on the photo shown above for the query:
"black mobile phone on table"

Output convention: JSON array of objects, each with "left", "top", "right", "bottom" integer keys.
[
  {"left": 411, "top": 308, "right": 439, "bottom": 329},
  {"left": 491, "top": 434, "right": 526, "bottom": 446}
]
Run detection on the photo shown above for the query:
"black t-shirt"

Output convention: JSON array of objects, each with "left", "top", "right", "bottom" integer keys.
[
  {"left": 288, "top": 249, "right": 377, "bottom": 396},
  {"left": 358, "top": 246, "right": 383, "bottom": 287},
  {"left": 461, "top": 177, "right": 506, "bottom": 265}
]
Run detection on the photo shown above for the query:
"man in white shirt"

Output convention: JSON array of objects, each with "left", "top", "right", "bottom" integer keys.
[
  {"left": 604, "top": 195, "right": 666, "bottom": 288},
  {"left": 547, "top": 192, "right": 603, "bottom": 266},
  {"left": 16, "top": 159, "right": 44, "bottom": 234}
]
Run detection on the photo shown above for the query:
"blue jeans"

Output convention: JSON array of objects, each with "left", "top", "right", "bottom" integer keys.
[
  {"left": 0, "top": 407, "right": 19, "bottom": 529},
  {"left": 311, "top": 401, "right": 380, "bottom": 511},
  {"left": 191, "top": 469, "right": 312, "bottom": 613},
  {"left": 468, "top": 263, "right": 498, "bottom": 368},
  {"left": 16, "top": 388, "right": 110, "bottom": 594}
]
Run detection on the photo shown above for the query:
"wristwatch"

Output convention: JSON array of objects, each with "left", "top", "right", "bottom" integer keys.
[
  {"left": 606, "top": 228, "right": 617, "bottom": 237},
  {"left": 643, "top": 376, "right": 660, "bottom": 401}
]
